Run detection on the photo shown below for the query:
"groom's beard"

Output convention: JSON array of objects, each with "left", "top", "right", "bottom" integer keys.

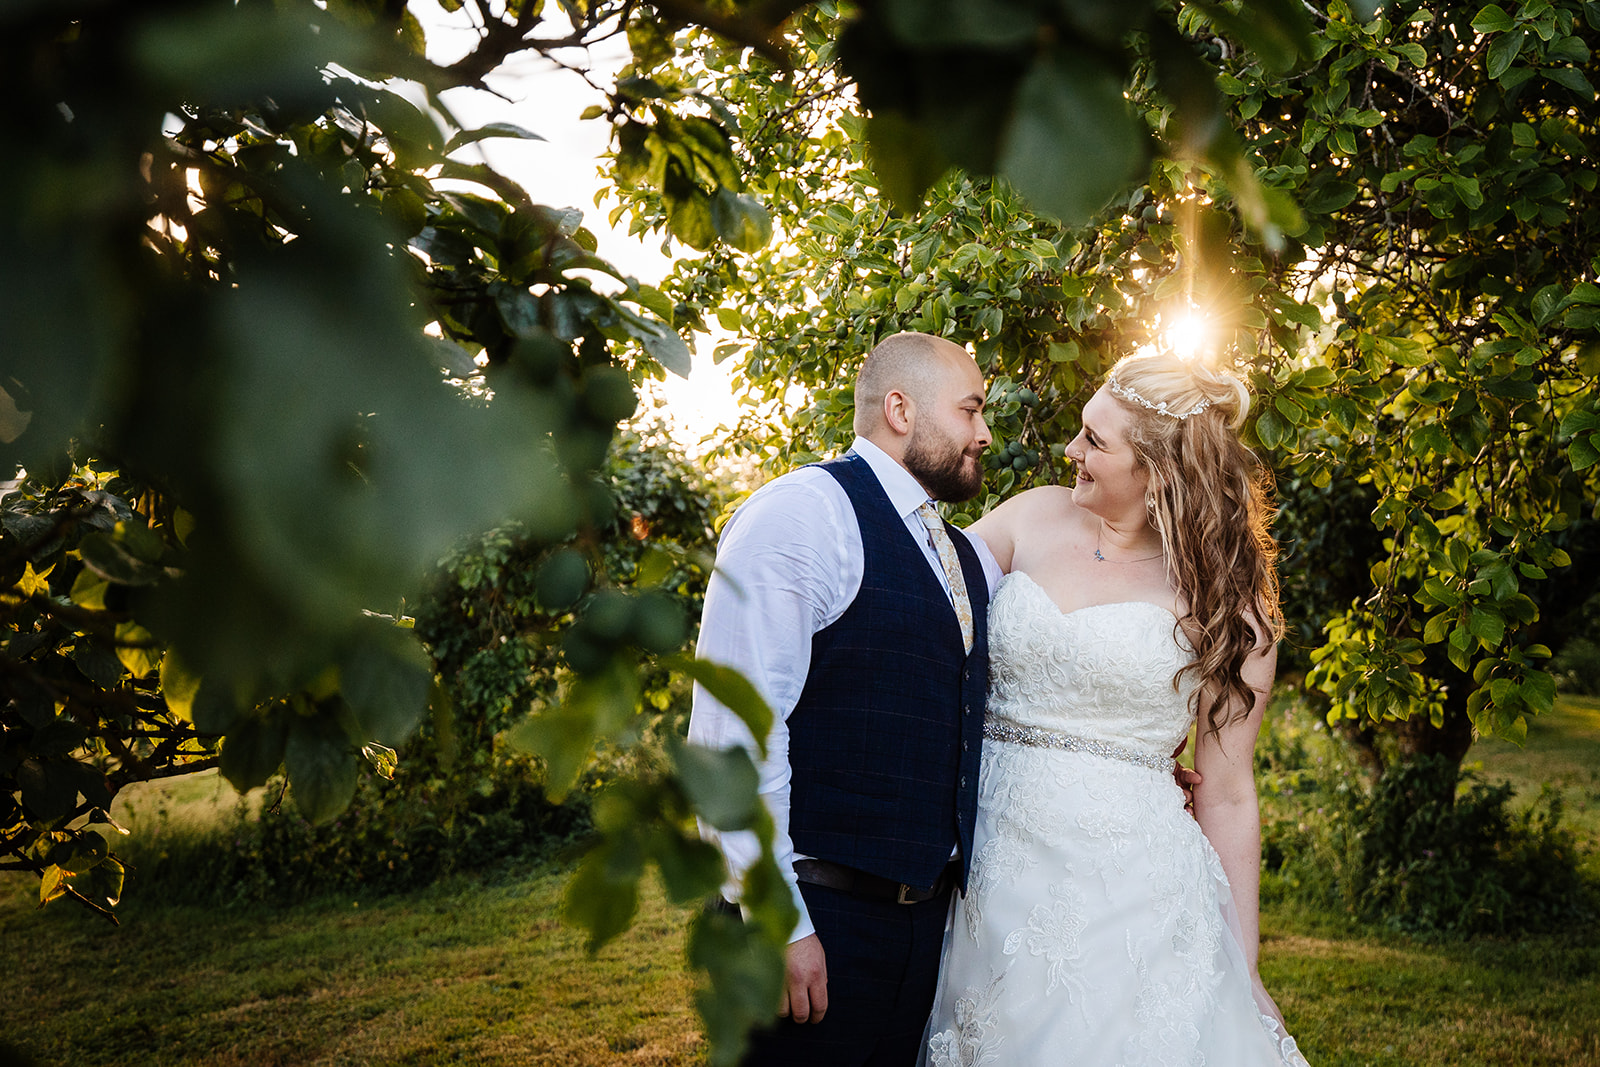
[{"left": 906, "top": 428, "right": 985, "bottom": 502}]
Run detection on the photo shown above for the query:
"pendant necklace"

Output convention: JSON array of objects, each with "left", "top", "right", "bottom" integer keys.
[{"left": 1094, "top": 528, "right": 1163, "bottom": 564}]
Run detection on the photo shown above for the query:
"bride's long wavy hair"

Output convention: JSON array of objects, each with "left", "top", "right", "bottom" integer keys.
[{"left": 1104, "top": 350, "right": 1283, "bottom": 737}]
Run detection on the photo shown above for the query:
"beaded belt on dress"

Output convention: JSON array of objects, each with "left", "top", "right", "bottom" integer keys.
[{"left": 983, "top": 715, "right": 1176, "bottom": 774}]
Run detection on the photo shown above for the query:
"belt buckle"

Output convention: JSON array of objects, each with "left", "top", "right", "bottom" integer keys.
[{"left": 896, "top": 882, "right": 914, "bottom": 905}]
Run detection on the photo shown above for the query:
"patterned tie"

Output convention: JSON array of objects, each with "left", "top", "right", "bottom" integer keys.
[{"left": 916, "top": 502, "right": 974, "bottom": 653}]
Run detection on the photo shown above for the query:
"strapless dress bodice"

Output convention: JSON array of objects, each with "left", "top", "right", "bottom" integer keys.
[{"left": 986, "top": 570, "right": 1197, "bottom": 760}]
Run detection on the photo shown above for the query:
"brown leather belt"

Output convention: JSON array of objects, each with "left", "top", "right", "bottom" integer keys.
[{"left": 794, "top": 857, "right": 956, "bottom": 904}]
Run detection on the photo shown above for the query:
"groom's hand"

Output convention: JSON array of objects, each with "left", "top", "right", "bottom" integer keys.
[
  {"left": 1172, "top": 737, "right": 1202, "bottom": 815},
  {"left": 780, "top": 933, "right": 829, "bottom": 1023}
]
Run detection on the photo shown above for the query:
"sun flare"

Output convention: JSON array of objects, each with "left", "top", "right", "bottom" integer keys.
[{"left": 1163, "top": 313, "right": 1209, "bottom": 363}]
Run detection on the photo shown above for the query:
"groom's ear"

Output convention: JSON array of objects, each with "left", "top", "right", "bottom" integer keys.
[{"left": 883, "top": 388, "right": 915, "bottom": 437}]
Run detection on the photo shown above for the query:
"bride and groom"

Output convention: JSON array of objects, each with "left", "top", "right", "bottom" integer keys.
[{"left": 689, "top": 331, "right": 1309, "bottom": 1065}]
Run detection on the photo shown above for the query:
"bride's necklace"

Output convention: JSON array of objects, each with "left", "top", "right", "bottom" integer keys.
[{"left": 1094, "top": 527, "right": 1163, "bottom": 564}]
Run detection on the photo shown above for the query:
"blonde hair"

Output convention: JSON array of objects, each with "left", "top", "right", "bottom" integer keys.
[{"left": 1105, "top": 350, "right": 1283, "bottom": 736}]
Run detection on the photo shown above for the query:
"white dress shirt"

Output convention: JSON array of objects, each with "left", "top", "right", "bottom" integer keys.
[{"left": 687, "top": 437, "right": 1003, "bottom": 942}]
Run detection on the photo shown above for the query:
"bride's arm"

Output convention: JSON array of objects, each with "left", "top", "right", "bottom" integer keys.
[{"left": 1191, "top": 638, "right": 1278, "bottom": 976}]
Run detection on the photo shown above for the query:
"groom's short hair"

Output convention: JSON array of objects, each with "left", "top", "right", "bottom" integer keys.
[{"left": 854, "top": 332, "right": 967, "bottom": 436}]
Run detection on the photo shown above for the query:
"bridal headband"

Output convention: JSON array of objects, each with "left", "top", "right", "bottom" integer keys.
[{"left": 1107, "top": 375, "right": 1213, "bottom": 420}]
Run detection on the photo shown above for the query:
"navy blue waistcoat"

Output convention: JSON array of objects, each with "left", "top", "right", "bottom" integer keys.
[{"left": 787, "top": 453, "right": 988, "bottom": 893}]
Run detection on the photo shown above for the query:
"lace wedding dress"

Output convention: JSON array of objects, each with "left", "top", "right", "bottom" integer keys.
[{"left": 924, "top": 572, "right": 1309, "bottom": 1066}]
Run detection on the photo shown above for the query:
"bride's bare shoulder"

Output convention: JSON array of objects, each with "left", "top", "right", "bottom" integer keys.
[
  {"left": 998, "top": 484, "right": 1076, "bottom": 518},
  {"left": 971, "top": 485, "right": 1087, "bottom": 571}
]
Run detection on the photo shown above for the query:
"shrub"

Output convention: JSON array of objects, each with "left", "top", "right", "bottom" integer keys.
[
  {"left": 124, "top": 755, "right": 590, "bottom": 907},
  {"left": 1262, "top": 744, "right": 1596, "bottom": 938},
  {"left": 1553, "top": 636, "right": 1600, "bottom": 697}
]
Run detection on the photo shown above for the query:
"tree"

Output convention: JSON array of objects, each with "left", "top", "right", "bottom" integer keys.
[
  {"left": 3, "top": 1, "right": 796, "bottom": 1055},
  {"left": 618, "top": 0, "right": 1600, "bottom": 804}
]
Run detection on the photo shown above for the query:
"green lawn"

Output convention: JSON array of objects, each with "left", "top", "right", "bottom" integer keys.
[
  {"left": 2, "top": 870, "right": 702, "bottom": 1066},
  {"left": 7, "top": 864, "right": 1598, "bottom": 1067},
  {"left": 4, "top": 697, "right": 1599, "bottom": 1066},
  {"left": 1470, "top": 694, "right": 1600, "bottom": 848}
]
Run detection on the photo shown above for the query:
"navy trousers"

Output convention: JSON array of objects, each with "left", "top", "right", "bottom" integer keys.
[{"left": 740, "top": 880, "right": 953, "bottom": 1067}]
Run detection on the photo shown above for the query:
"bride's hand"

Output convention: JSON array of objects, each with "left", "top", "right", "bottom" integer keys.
[{"left": 1250, "top": 970, "right": 1287, "bottom": 1030}]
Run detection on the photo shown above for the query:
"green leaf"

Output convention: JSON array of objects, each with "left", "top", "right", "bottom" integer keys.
[
  {"left": 78, "top": 532, "right": 163, "bottom": 586},
  {"left": 1532, "top": 283, "right": 1566, "bottom": 325},
  {"left": 1255, "top": 406, "right": 1288, "bottom": 449},
  {"left": 17, "top": 758, "right": 78, "bottom": 822},
  {"left": 355, "top": 86, "right": 444, "bottom": 164},
  {"left": 1522, "top": 670, "right": 1557, "bottom": 714},
  {"left": 564, "top": 841, "right": 641, "bottom": 951},
  {"left": 190, "top": 678, "right": 245, "bottom": 735},
  {"left": 220, "top": 706, "right": 290, "bottom": 793},
  {"left": 1193, "top": 0, "right": 1314, "bottom": 73},
  {"left": 1047, "top": 339, "right": 1082, "bottom": 364},
  {"left": 651, "top": 829, "right": 726, "bottom": 906},
  {"left": 72, "top": 640, "right": 125, "bottom": 688},
  {"left": 39, "top": 865, "right": 70, "bottom": 906},
  {"left": 1486, "top": 28, "right": 1527, "bottom": 79},
  {"left": 508, "top": 664, "right": 640, "bottom": 798},
  {"left": 864, "top": 111, "right": 952, "bottom": 213},
  {"left": 339, "top": 626, "right": 432, "bottom": 747},
  {"left": 161, "top": 652, "right": 203, "bottom": 722},
  {"left": 284, "top": 712, "right": 359, "bottom": 825},
  {"left": 665, "top": 656, "right": 775, "bottom": 759},
  {"left": 1468, "top": 607, "right": 1506, "bottom": 647},
  {"left": 665, "top": 184, "right": 719, "bottom": 251},
  {"left": 882, "top": 0, "right": 1040, "bottom": 47},
  {"left": 615, "top": 306, "right": 693, "bottom": 378},
  {"left": 31, "top": 719, "right": 88, "bottom": 759},
  {"left": 672, "top": 739, "right": 761, "bottom": 831},
  {"left": 1471, "top": 4, "right": 1516, "bottom": 33},
  {"left": 1394, "top": 42, "right": 1429, "bottom": 67},
  {"left": 997, "top": 47, "right": 1149, "bottom": 226},
  {"left": 1570, "top": 433, "right": 1600, "bottom": 470},
  {"left": 710, "top": 188, "right": 773, "bottom": 253},
  {"left": 1560, "top": 408, "right": 1600, "bottom": 434},
  {"left": 1545, "top": 66, "right": 1596, "bottom": 95},
  {"left": 68, "top": 568, "right": 108, "bottom": 610},
  {"left": 114, "top": 621, "right": 160, "bottom": 679},
  {"left": 47, "top": 830, "right": 107, "bottom": 874},
  {"left": 1303, "top": 180, "right": 1360, "bottom": 213}
]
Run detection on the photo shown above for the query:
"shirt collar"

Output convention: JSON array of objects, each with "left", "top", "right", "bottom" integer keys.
[{"left": 850, "top": 436, "right": 933, "bottom": 520}]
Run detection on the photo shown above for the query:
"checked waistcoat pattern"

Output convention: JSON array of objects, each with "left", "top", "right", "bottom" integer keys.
[{"left": 785, "top": 453, "right": 989, "bottom": 893}]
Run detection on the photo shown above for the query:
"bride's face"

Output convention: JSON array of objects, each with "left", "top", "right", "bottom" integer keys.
[{"left": 1064, "top": 388, "right": 1149, "bottom": 519}]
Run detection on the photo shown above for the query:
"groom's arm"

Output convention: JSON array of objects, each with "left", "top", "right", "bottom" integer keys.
[{"left": 687, "top": 474, "right": 858, "bottom": 947}]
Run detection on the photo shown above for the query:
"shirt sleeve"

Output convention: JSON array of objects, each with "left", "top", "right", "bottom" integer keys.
[
  {"left": 966, "top": 526, "right": 1006, "bottom": 600},
  {"left": 686, "top": 473, "right": 857, "bottom": 944}
]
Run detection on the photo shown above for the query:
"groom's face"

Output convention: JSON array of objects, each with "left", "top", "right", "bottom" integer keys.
[{"left": 905, "top": 357, "right": 990, "bottom": 502}]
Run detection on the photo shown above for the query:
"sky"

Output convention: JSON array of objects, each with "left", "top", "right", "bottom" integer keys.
[{"left": 420, "top": 6, "right": 743, "bottom": 445}]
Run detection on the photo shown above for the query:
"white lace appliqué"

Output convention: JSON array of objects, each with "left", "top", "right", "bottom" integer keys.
[{"left": 926, "top": 970, "right": 1006, "bottom": 1067}]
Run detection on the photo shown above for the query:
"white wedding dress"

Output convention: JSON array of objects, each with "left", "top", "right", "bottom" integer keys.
[{"left": 924, "top": 572, "right": 1309, "bottom": 1066}]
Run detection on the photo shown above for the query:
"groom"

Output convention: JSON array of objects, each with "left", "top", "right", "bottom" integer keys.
[{"left": 689, "top": 331, "right": 1001, "bottom": 1066}]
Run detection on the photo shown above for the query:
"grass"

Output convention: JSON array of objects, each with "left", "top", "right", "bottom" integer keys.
[
  {"left": 1259, "top": 912, "right": 1600, "bottom": 1065},
  {"left": 4, "top": 696, "right": 1598, "bottom": 1066},
  {"left": 2, "top": 869, "right": 702, "bottom": 1067},
  {"left": 6, "top": 865, "right": 1598, "bottom": 1067},
  {"left": 1470, "top": 694, "right": 1600, "bottom": 849}
]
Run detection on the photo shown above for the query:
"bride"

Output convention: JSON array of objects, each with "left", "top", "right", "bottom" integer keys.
[{"left": 924, "top": 350, "right": 1309, "bottom": 1065}]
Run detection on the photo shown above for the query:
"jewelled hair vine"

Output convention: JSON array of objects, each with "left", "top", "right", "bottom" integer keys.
[{"left": 1107, "top": 375, "right": 1213, "bottom": 420}]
